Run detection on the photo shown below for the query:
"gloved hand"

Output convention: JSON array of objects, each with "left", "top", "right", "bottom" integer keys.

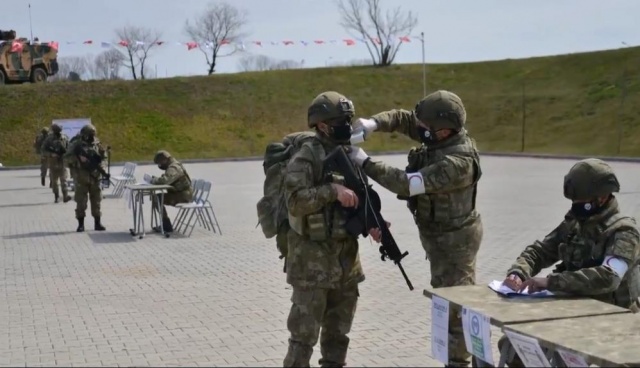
[
  {"left": 348, "top": 146, "right": 370, "bottom": 167},
  {"left": 351, "top": 118, "right": 378, "bottom": 139}
]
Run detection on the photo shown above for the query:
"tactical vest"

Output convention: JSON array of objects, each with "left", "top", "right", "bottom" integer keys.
[
  {"left": 169, "top": 161, "right": 192, "bottom": 192},
  {"left": 405, "top": 133, "right": 482, "bottom": 231},
  {"left": 555, "top": 213, "right": 640, "bottom": 308},
  {"left": 287, "top": 140, "right": 354, "bottom": 242}
]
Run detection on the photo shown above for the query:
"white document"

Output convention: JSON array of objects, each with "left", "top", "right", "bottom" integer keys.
[
  {"left": 488, "top": 280, "right": 555, "bottom": 298},
  {"left": 143, "top": 174, "right": 152, "bottom": 184},
  {"left": 462, "top": 308, "right": 494, "bottom": 365},
  {"left": 504, "top": 330, "right": 551, "bottom": 367},
  {"left": 557, "top": 348, "right": 589, "bottom": 367},
  {"left": 430, "top": 296, "right": 449, "bottom": 364}
]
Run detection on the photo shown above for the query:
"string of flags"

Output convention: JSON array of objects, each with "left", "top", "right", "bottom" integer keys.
[{"left": 0, "top": 35, "right": 418, "bottom": 53}]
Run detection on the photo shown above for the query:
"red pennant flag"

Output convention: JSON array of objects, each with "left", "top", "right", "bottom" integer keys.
[
  {"left": 343, "top": 39, "right": 355, "bottom": 46},
  {"left": 252, "top": 41, "right": 262, "bottom": 47},
  {"left": 186, "top": 42, "right": 198, "bottom": 50},
  {"left": 283, "top": 40, "right": 294, "bottom": 45},
  {"left": 221, "top": 39, "right": 230, "bottom": 45},
  {"left": 47, "top": 41, "right": 59, "bottom": 51},
  {"left": 399, "top": 36, "right": 411, "bottom": 43},
  {"left": 373, "top": 38, "right": 381, "bottom": 45},
  {"left": 83, "top": 40, "right": 93, "bottom": 44},
  {"left": 314, "top": 40, "right": 325, "bottom": 44},
  {"left": 10, "top": 41, "right": 23, "bottom": 53},
  {"left": 118, "top": 40, "right": 129, "bottom": 47}
]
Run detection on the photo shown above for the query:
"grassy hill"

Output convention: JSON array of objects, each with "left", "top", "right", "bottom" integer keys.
[{"left": 1, "top": 46, "right": 639, "bottom": 166}]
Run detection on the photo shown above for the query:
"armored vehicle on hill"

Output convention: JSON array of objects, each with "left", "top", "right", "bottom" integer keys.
[{"left": 0, "top": 29, "right": 59, "bottom": 84}]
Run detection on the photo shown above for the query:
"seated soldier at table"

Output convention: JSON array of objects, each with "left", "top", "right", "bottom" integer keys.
[
  {"left": 150, "top": 150, "right": 193, "bottom": 233},
  {"left": 498, "top": 158, "right": 640, "bottom": 367}
]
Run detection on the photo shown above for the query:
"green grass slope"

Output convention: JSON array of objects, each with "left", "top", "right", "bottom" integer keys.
[{"left": 1, "top": 46, "right": 639, "bottom": 166}]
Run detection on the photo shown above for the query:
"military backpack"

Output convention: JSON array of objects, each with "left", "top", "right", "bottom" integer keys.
[{"left": 257, "top": 131, "right": 318, "bottom": 261}]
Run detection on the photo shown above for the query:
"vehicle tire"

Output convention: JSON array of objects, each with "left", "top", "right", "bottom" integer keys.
[
  {"left": 0, "top": 69, "right": 6, "bottom": 84},
  {"left": 30, "top": 67, "right": 48, "bottom": 83}
]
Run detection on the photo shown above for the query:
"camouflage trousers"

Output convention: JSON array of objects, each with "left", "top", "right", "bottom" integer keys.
[
  {"left": 49, "top": 164, "right": 69, "bottom": 198},
  {"left": 284, "top": 285, "right": 359, "bottom": 368},
  {"left": 419, "top": 216, "right": 483, "bottom": 367},
  {"left": 40, "top": 156, "right": 48, "bottom": 178},
  {"left": 74, "top": 174, "right": 102, "bottom": 218}
]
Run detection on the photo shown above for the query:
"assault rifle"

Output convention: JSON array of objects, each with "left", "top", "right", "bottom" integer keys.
[
  {"left": 324, "top": 146, "right": 414, "bottom": 291},
  {"left": 74, "top": 144, "right": 112, "bottom": 186}
]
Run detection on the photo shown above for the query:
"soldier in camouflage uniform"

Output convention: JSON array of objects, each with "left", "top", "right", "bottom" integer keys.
[
  {"left": 149, "top": 150, "right": 193, "bottom": 233},
  {"left": 283, "top": 91, "right": 382, "bottom": 368},
  {"left": 40, "top": 123, "right": 72, "bottom": 203},
  {"left": 34, "top": 127, "right": 49, "bottom": 187},
  {"left": 64, "top": 124, "right": 108, "bottom": 232},
  {"left": 349, "top": 90, "right": 482, "bottom": 367},
  {"left": 498, "top": 158, "right": 640, "bottom": 367}
]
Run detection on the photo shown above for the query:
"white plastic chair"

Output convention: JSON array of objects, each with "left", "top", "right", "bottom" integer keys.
[
  {"left": 173, "top": 179, "right": 204, "bottom": 234},
  {"left": 176, "top": 180, "right": 222, "bottom": 237},
  {"left": 110, "top": 162, "right": 137, "bottom": 198}
]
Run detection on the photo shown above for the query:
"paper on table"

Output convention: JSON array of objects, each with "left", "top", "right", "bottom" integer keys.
[
  {"left": 431, "top": 295, "right": 449, "bottom": 364},
  {"left": 143, "top": 174, "right": 152, "bottom": 184},
  {"left": 488, "top": 280, "right": 555, "bottom": 298}
]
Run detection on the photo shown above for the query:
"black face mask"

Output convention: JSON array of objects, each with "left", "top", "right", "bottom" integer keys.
[
  {"left": 158, "top": 163, "right": 169, "bottom": 170},
  {"left": 84, "top": 135, "right": 95, "bottom": 143},
  {"left": 54, "top": 132, "right": 61, "bottom": 137},
  {"left": 417, "top": 126, "right": 436, "bottom": 145},
  {"left": 327, "top": 121, "right": 352, "bottom": 144},
  {"left": 570, "top": 201, "right": 603, "bottom": 219}
]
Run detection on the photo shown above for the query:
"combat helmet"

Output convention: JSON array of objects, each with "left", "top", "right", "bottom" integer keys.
[
  {"left": 80, "top": 123, "right": 96, "bottom": 136},
  {"left": 41, "top": 127, "right": 49, "bottom": 134},
  {"left": 51, "top": 123, "right": 62, "bottom": 133},
  {"left": 563, "top": 158, "right": 620, "bottom": 201},
  {"left": 307, "top": 91, "right": 355, "bottom": 128},
  {"left": 415, "top": 90, "right": 466, "bottom": 130},
  {"left": 153, "top": 150, "right": 172, "bottom": 164}
]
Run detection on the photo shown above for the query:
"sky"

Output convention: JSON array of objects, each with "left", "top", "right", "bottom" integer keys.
[{"left": 2, "top": 0, "right": 639, "bottom": 78}]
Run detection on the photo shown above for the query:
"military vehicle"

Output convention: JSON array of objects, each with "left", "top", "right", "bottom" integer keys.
[{"left": 0, "top": 29, "right": 59, "bottom": 84}]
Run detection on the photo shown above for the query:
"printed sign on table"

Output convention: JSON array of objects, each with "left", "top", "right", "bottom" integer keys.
[
  {"left": 430, "top": 296, "right": 449, "bottom": 364},
  {"left": 462, "top": 307, "right": 494, "bottom": 365},
  {"left": 504, "top": 330, "right": 551, "bottom": 367},
  {"left": 557, "top": 348, "right": 589, "bottom": 367}
]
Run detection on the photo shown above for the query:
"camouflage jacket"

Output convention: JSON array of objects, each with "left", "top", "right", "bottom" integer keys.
[
  {"left": 507, "top": 198, "right": 640, "bottom": 308},
  {"left": 364, "top": 109, "right": 482, "bottom": 232},
  {"left": 150, "top": 158, "right": 192, "bottom": 193},
  {"left": 284, "top": 133, "right": 365, "bottom": 289},
  {"left": 34, "top": 132, "right": 48, "bottom": 155},
  {"left": 64, "top": 137, "right": 107, "bottom": 175}
]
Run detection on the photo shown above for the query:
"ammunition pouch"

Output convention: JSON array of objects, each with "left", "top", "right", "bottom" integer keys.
[{"left": 305, "top": 207, "right": 353, "bottom": 242}]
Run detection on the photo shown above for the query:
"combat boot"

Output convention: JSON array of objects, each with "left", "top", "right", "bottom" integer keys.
[
  {"left": 63, "top": 195, "right": 72, "bottom": 203},
  {"left": 77, "top": 217, "right": 85, "bottom": 232},
  {"left": 94, "top": 217, "right": 106, "bottom": 231},
  {"left": 41, "top": 176, "right": 45, "bottom": 186},
  {"left": 153, "top": 218, "right": 174, "bottom": 233},
  {"left": 54, "top": 194, "right": 59, "bottom": 203}
]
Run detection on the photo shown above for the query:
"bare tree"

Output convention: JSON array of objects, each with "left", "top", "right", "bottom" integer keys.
[
  {"left": 237, "top": 54, "right": 303, "bottom": 72},
  {"left": 50, "top": 56, "right": 90, "bottom": 81},
  {"left": 185, "top": 2, "right": 248, "bottom": 75},
  {"left": 336, "top": 0, "right": 417, "bottom": 66},
  {"left": 114, "top": 25, "right": 162, "bottom": 80},
  {"left": 93, "top": 49, "right": 126, "bottom": 80}
]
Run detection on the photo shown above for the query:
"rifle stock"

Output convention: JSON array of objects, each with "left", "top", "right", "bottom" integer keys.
[{"left": 324, "top": 146, "right": 414, "bottom": 291}]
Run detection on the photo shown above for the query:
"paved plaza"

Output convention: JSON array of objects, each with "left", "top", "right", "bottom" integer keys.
[{"left": 1, "top": 154, "right": 640, "bottom": 367}]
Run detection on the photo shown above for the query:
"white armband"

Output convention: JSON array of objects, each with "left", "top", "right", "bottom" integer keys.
[
  {"left": 602, "top": 256, "right": 629, "bottom": 278},
  {"left": 406, "top": 172, "right": 426, "bottom": 197}
]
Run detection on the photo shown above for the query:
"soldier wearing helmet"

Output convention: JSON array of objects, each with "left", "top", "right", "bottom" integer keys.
[
  {"left": 348, "top": 90, "right": 483, "bottom": 367},
  {"left": 282, "top": 91, "right": 381, "bottom": 368},
  {"left": 34, "top": 126, "right": 50, "bottom": 186},
  {"left": 148, "top": 150, "right": 193, "bottom": 233},
  {"left": 64, "top": 123, "right": 108, "bottom": 232},
  {"left": 41, "top": 123, "right": 72, "bottom": 203},
  {"left": 498, "top": 158, "right": 640, "bottom": 366}
]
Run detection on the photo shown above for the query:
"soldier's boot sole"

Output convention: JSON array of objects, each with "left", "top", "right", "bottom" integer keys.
[{"left": 63, "top": 195, "right": 72, "bottom": 203}]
